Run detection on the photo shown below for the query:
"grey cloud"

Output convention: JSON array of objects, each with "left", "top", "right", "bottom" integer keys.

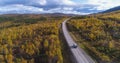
[{"left": 0, "top": 0, "right": 102, "bottom": 14}]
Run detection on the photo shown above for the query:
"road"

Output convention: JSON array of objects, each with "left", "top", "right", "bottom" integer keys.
[{"left": 62, "top": 18, "right": 95, "bottom": 63}]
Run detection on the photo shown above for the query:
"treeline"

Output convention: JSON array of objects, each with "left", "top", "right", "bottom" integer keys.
[
  {"left": 0, "top": 15, "right": 65, "bottom": 63},
  {"left": 67, "top": 11, "right": 120, "bottom": 63}
]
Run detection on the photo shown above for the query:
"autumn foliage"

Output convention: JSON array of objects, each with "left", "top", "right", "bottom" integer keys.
[
  {"left": 0, "top": 15, "right": 65, "bottom": 63},
  {"left": 67, "top": 11, "right": 120, "bottom": 63}
]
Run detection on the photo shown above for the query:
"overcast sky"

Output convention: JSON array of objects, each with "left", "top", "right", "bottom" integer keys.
[{"left": 0, "top": 0, "right": 120, "bottom": 14}]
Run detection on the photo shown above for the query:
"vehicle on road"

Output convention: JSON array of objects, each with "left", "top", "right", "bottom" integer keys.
[{"left": 72, "top": 43, "right": 77, "bottom": 48}]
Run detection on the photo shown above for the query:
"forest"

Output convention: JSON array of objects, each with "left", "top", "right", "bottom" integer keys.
[
  {"left": 67, "top": 11, "right": 120, "bottom": 63},
  {"left": 0, "top": 10, "right": 120, "bottom": 63},
  {"left": 0, "top": 15, "right": 66, "bottom": 63}
]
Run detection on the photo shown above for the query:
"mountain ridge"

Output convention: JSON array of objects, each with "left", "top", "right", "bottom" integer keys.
[{"left": 102, "top": 6, "right": 120, "bottom": 13}]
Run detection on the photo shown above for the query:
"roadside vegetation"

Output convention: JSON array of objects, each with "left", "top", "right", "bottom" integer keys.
[
  {"left": 67, "top": 11, "right": 120, "bottom": 63},
  {"left": 0, "top": 15, "right": 67, "bottom": 63}
]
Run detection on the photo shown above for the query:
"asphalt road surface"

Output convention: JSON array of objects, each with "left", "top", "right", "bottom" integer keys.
[{"left": 62, "top": 19, "right": 95, "bottom": 63}]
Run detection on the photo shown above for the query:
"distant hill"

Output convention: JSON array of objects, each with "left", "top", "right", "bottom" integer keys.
[
  {"left": 102, "top": 6, "right": 120, "bottom": 13},
  {"left": 40, "top": 13, "right": 78, "bottom": 16},
  {"left": 0, "top": 13, "right": 75, "bottom": 22},
  {"left": 0, "top": 13, "right": 77, "bottom": 17}
]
